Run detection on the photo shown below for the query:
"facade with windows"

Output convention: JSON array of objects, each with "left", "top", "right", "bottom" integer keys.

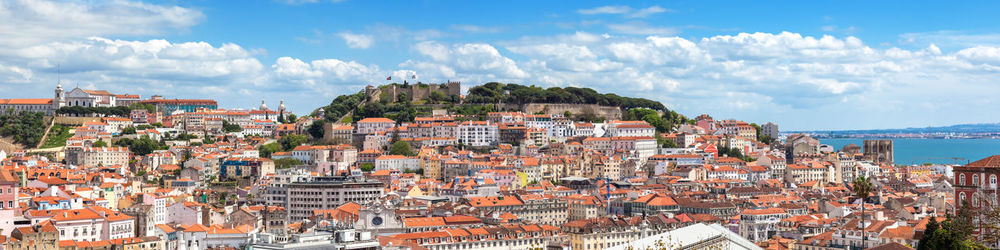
[{"left": 263, "top": 177, "right": 384, "bottom": 221}]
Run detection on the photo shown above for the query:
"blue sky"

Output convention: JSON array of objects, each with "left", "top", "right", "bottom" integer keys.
[{"left": 2, "top": 0, "right": 1000, "bottom": 130}]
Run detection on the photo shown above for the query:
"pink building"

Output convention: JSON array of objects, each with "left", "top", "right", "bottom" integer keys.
[{"left": 0, "top": 170, "right": 20, "bottom": 236}]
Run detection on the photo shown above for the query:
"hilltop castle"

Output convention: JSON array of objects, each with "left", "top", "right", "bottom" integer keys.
[{"left": 366, "top": 81, "right": 461, "bottom": 103}]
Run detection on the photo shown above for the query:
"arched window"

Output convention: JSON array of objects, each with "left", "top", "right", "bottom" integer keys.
[
  {"left": 973, "top": 174, "right": 979, "bottom": 185},
  {"left": 960, "top": 192, "right": 967, "bottom": 204},
  {"left": 974, "top": 194, "right": 980, "bottom": 207},
  {"left": 961, "top": 173, "right": 966, "bottom": 185}
]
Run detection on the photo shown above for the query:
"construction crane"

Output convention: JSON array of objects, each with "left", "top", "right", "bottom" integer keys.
[{"left": 919, "top": 157, "right": 969, "bottom": 165}]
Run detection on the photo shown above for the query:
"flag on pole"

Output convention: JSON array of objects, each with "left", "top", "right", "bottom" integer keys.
[{"left": 386, "top": 76, "right": 391, "bottom": 80}]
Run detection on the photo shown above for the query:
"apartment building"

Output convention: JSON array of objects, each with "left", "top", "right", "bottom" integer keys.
[
  {"left": 264, "top": 177, "right": 384, "bottom": 221},
  {"left": 457, "top": 121, "right": 498, "bottom": 147}
]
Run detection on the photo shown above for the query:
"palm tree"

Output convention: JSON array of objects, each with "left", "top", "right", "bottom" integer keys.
[{"left": 853, "top": 175, "right": 874, "bottom": 249}]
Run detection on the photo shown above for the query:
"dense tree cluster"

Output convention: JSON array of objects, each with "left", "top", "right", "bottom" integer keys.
[
  {"left": 222, "top": 120, "right": 242, "bottom": 132},
  {"left": 258, "top": 142, "right": 281, "bottom": 158},
  {"left": 274, "top": 158, "right": 303, "bottom": 169},
  {"left": 0, "top": 111, "right": 46, "bottom": 146},
  {"left": 114, "top": 136, "right": 167, "bottom": 155},
  {"left": 465, "top": 82, "right": 665, "bottom": 110},
  {"left": 279, "top": 134, "right": 308, "bottom": 151},
  {"left": 622, "top": 108, "right": 689, "bottom": 133},
  {"left": 917, "top": 202, "right": 987, "bottom": 249},
  {"left": 319, "top": 92, "right": 366, "bottom": 122},
  {"left": 389, "top": 141, "right": 415, "bottom": 156}
]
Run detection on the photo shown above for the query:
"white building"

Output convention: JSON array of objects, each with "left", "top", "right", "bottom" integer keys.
[
  {"left": 375, "top": 155, "right": 420, "bottom": 171},
  {"left": 605, "top": 121, "right": 655, "bottom": 137},
  {"left": 65, "top": 87, "right": 117, "bottom": 107},
  {"left": 738, "top": 208, "right": 790, "bottom": 243},
  {"left": 609, "top": 223, "right": 762, "bottom": 250},
  {"left": 458, "top": 121, "right": 498, "bottom": 147}
]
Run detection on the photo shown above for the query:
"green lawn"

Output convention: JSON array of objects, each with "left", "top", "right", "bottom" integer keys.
[{"left": 40, "top": 124, "right": 73, "bottom": 148}]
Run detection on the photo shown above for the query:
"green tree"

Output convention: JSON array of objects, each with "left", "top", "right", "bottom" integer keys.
[
  {"left": 222, "top": 120, "right": 242, "bottom": 132},
  {"left": 389, "top": 141, "right": 414, "bottom": 156},
  {"left": 279, "top": 134, "right": 308, "bottom": 151},
  {"left": 397, "top": 92, "right": 408, "bottom": 103},
  {"left": 274, "top": 158, "right": 303, "bottom": 169},
  {"left": 308, "top": 120, "right": 326, "bottom": 139},
  {"left": 917, "top": 216, "right": 938, "bottom": 250},
  {"left": 0, "top": 111, "right": 46, "bottom": 146},
  {"left": 428, "top": 91, "right": 446, "bottom": 104},
  {"left": 661, "top": 139, "right": 678, "bottom": 148},
  {"left": 360, "top": 163, "right": 375, "bottom": 172},
  {"left": 258, "top": 142, "right": 281, "bottom": 158},
  {"left": 114, "top": 136, "right": 166, "bottom": 156},
  {"left": 121, "top": 126, "right": 137, "bottom": 134},
  {"left": 853, "top": 175, "right": 874, "bottom": 248},
  {"left": 92, "top": 141, "right": 108, "bottom": 147}
]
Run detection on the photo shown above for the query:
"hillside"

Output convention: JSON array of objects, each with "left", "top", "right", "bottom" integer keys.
[
  {"left": 465, "top": 82, "right": 666, "bottom": 110},
  {"left": 310, "top": 82, "right": 691, "bottom": 140}
]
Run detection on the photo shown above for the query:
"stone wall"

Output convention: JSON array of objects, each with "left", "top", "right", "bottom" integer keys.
[
  {"left": 378, "top": 82, "right": 461, "bottom": 103},
  {"left": 522, "top": 103, "right": 622, "bottom": 120},
  {"left": 53, "top": 116, "right": 101, "bottom": 126}
]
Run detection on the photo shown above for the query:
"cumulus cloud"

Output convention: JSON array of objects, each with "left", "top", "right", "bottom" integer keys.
[
  {"left": 0, "top": 0, "right": 203, "bottom": 47},
  {"left": 338, "top": 32, "right": 374, "bottom": 49},
  {"left": 2, "top": 0, "right": 1000, "bottom": 129},
  {"left": 410, "top": 41, "right": 529, "bottom": 79}
]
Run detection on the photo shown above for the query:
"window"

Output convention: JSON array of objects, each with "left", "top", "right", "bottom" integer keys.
[{"left": 960, "top": 192, "right": 967, "bottom": 204}]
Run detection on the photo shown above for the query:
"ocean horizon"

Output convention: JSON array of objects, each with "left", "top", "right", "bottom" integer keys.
[{"left": 820, "top": 138, "right": 1000, "bottom": 165}]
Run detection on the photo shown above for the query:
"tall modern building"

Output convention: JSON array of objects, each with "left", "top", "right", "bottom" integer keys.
[{"left": 761, "top": 122, "right": 778, "bottom": 139}]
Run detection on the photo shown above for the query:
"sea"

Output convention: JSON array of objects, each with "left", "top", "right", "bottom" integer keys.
[{"left": 819, "top": 138, "right": 1000, "bottom": 165}]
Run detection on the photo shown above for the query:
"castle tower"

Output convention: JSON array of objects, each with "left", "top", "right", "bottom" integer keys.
[{"left": 278, "top": 99, "right": 286, "bottom": 114}]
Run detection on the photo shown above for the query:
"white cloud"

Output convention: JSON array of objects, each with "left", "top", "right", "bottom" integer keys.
[
  {"left": 630, "top": 6, "right": 671, "bottom": 18},
  {"left": 1, "top": 0, "right": 998, "bottom": 130},
  {"left": 607, "top": 22, "right": 678, "bottom": 35},
  {"left": 0, "top": 63, "right": 32, "bottom": 83},
  {"left": 577, "top": 5, "right": 632, "bottom": 15},
  {"left": 577, "top": 5, "right": 670, "bottom": 18},
  {"left": 338, "top": 32, "right": 374, "bottom": 49},
  {"left": 451, "top": 24, "right": 504, "bottom": 33},
  {"left": 411, "top": 41, "right": 529, "bottom": 79},
  {"left": 0, "top": 0, "right": 203, "bottom": 48}
]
